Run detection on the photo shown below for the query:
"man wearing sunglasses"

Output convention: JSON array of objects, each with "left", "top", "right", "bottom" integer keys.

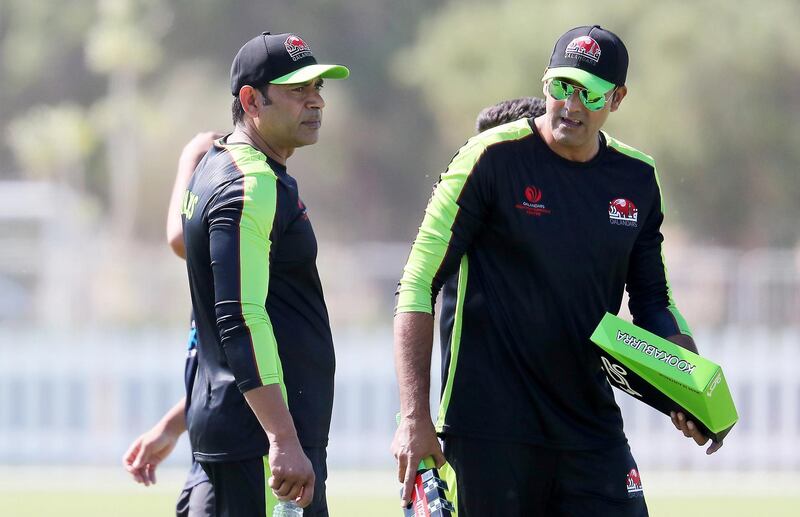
[{"left": 393, "top": 25, "right": 717, "bottom": 516}]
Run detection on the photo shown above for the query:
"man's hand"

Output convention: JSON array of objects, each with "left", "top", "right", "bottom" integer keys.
[
  {"left": 268, "top": 436, "right": 315, "bottom": 507},
  {"left": 167, "top": 131, "right": 225, "bottom": 258},
  {"left": 122, "top": 425, "right": 180, "bottom": 486},
  {"left": 122, "top": 398, "right": 186, "bottom": 486},
  {"left": 392, "top": 416, "right": 446, "bottom": 507},
  {"left": 181, "top": 131, "right": 224, "bottom": 164},
  {"left": 670, "top": 411, "right": 723, "bottom": 455},
  {"left": 666, "top": 337, "right": 722, "bottom": 454},
  {"left": 243, "top": 384, "right": 315, "bottom": 507}
]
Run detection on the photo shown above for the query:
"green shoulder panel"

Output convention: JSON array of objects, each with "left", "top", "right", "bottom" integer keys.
[
  {"left": 603, "top": 132, "right": 664, "bottom": 212},
  {"left": 603, "top": 132, "right": 692, "bottom": 337},
  {"left": 226, "top": 144, "right": 288, "bottom": 395},
  {"left": 396, "top": 119, "right": 533, "bottom": 314},
  {"left": 603, "top": 132, "right": 656, "bottom": 167}
]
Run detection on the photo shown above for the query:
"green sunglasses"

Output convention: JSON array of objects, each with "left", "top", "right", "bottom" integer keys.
[{"left": 545, "top": 79, "right": 615, "bottom": 112}]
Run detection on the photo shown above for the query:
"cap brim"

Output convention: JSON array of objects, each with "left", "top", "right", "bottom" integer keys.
[
  {"left": 270, "top": 64, "right": 350, "bottom": 85},
  {"left": 542, "top": 67, "right": 615, "bottom": 94}
]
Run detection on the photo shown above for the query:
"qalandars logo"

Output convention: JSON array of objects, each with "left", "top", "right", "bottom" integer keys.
[
  {"left": 525, "top": 186, "right": 542, "bottom": 203},
  {"left": 565, "top": 36, "right": 602, "bottom": 63},
  {"left": 608, "top": 198, "right": 638, "bottom": 227},
  {"left": 626, "top": 468, "right": 644, "bottom": 497},
  {"left": 298, "top": 198, "right": 309, "bottom": 220},
  {"left": 515, "top": 185, "right": 551, "bottom": 217},
  {"left": 284, "top": 35, "right": 312, "bottom": 61}
]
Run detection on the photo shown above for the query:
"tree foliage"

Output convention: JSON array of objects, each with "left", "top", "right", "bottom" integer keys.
[{"left": 0, "top": 0, "right": 797, "bottom": 246}]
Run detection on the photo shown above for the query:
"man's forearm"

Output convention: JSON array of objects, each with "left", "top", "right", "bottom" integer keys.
[
  {"left": 156, "top": 397, "right": 187, "bottom": 437},
  {"left": 166, "top": 153, "right": 198, "bottom": 258},
  {"left": 243, "top": 384, "right": 298, "bottom": 444},
  {"left": 167, "top": 133, "right": 219, "bottom": 258},
  {"left": 394, "top": 311, "right": 435, "bottom": 420}
]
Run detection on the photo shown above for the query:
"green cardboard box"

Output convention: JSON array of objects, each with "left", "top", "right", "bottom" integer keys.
[{"left": 590, "top": 313, "right": 738, "bottom": 442}]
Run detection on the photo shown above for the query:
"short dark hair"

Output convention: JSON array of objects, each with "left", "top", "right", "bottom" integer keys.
[
  {"left": 231, "top": 84, "right": 271, "bottom": 126},
  {"left": 475, "top": 97, "right": 546, "bottom": 133}
]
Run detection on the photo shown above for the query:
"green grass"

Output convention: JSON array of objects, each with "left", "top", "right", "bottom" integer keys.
[
  {"left": 649, "top": 497, "right": 800, "bottom": 516},
  {"left": 0, "top": 492, "right": 402, "bottom": 517},
  {"left": 2, "top": 492, "right": 799, "bottom": 516},
  {"left": 2, "top": 469, "right": 798, "bottom": 516}
]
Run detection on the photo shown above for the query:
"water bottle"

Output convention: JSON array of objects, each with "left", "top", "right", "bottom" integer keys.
[{"left": 273, "top": 500, "right": 303, "bottom": 517}]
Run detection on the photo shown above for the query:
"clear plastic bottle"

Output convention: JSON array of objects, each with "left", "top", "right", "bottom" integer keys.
[{"left": 273, "top": 501, "right": 303, "bottom": 517}]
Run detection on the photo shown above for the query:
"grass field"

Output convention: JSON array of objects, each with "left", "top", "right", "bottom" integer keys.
[
  {"left": 2, "top": 468, "right": 798, "bottom": 516},
  {"left": 4, "top": 492, "right": 800, "bottom": 517}
]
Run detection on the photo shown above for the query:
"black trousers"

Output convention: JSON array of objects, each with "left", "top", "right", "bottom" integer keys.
[
  {"left": 199, "top": 447, "right": 328, "bottom": 517},
  {"left": 176, "top": 460, "right": 214, "bottom": 517},
  {"left": 443, "top": 435, "right": 648, "bottom": 517},
  {"left": 176, "top": 479, "right": 214, "bottom": 517}
]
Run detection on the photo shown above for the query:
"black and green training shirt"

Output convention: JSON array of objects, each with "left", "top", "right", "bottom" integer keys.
[
  {"left": 182, "top": 137, "right": 335, "bottom": 462},
  {"left": 397, "top": 118, "right": 691, "bottom": 450}
]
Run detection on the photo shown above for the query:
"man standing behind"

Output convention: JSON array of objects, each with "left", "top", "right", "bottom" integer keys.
[
  {"left": 475, "top": 96, "right": 545, "bottom": 133},
  {"left": 182, "top": 31, "right": 348, "bottom": 516},
  {"left": 392, "top": 25, "right": 719, "bottom": 516},
  {"left": 123, "top": 132, "right": 220, "bottom": 517}
]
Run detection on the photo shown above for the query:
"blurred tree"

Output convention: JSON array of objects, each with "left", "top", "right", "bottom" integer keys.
[
  {"left": 7, "top": 0, "right": 796, "bottom": 248},
  {"left": 0, "top": 0, "right": 102, "bottom": 177},
  {"left": 394, "top": 0, "right": 800, "bottom": 247},
  {"left": 1, "top": 0, "right": 446, "bottom": 244},
  {"left": 6, "top": 104, "right": 97, "bottom": 189},
  {"left": 4, "top": 0, "right": 796, "bottom": 327},
  {"left": 85, "top": 0, "right": 170, "bottom": 240}
]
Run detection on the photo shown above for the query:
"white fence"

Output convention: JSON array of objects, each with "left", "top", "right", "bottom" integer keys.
[{"left": 0, "top": 326, "right": 797, "bottom": 471}]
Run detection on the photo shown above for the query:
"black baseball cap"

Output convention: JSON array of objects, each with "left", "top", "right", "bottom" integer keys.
[
  {"left": 542, "top": 25, "right": 628, "bottom": 94},
  {"left": 230, "top": 31, "right": 349, "bottom": 96}
]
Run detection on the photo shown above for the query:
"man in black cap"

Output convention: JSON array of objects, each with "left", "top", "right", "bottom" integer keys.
[
  {"left": 392, "top": 25, "right": 719, "bottom": 516},
  {"left": 181, "top": 31, "right": 348, "bottom": 516}
]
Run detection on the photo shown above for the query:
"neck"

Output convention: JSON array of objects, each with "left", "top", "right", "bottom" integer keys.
[
  {"left": 229, "top": 121, "right": 294, "bottom": 165},
  {"left": 534, "top": 116, "right": 600, "bottom": 163}
]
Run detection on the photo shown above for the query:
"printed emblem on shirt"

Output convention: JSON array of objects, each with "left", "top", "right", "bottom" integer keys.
[
  {"left": 608, "top": 198, "right": 638, "bottom": 227},
  {"left": 298, "top": 198, "right": 309, "bottom": 220},
  {"left": 626, "top": 468, "right": 644, "bottom": 497},
  {"left": 181, "top": 189, "right": 199, "bottom": 220},
  {"left": 565, "top": 36, "right": 601, "bottom": 64},
  {"left": 515, "top": 185, "right": 551, "bottom": 217},
  {"left": 285, "top": 35, "right": 312, "bottom": 61}
]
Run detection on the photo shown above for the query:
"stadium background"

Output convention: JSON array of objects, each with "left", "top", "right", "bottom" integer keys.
[{"left": 1, "top": 0, "right": 798, "bottom": 515}]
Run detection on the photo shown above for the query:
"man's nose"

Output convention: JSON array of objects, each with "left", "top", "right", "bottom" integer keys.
[
  {"left": 564, "top": 90, "right": 584, "bottom": 112},
  {"left": 308, "top": 90, "right": 325, "bottom": 109}
]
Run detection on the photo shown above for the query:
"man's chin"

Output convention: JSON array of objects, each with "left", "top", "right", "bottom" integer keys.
[
  {"left": 552, "top": 127, "right": 586, "bottom": 147},
  {"left": 295, "top": 134, "right": 320, "bottom": 147}
]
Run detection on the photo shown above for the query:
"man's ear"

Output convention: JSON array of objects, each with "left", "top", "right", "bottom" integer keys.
[
  {"left": 238, "top": 85, "right": 261, "bottom": 117},
  {"left": 609, "top": 85, "right": 627, "bottom": 112}
]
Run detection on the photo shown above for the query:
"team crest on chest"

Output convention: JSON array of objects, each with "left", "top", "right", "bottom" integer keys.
[
  {"left": 515, "top": 185, "right": 551, "bottom": 217},
  {"left": 608, "top": 198, "right": 638, "bottom": 227}
]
